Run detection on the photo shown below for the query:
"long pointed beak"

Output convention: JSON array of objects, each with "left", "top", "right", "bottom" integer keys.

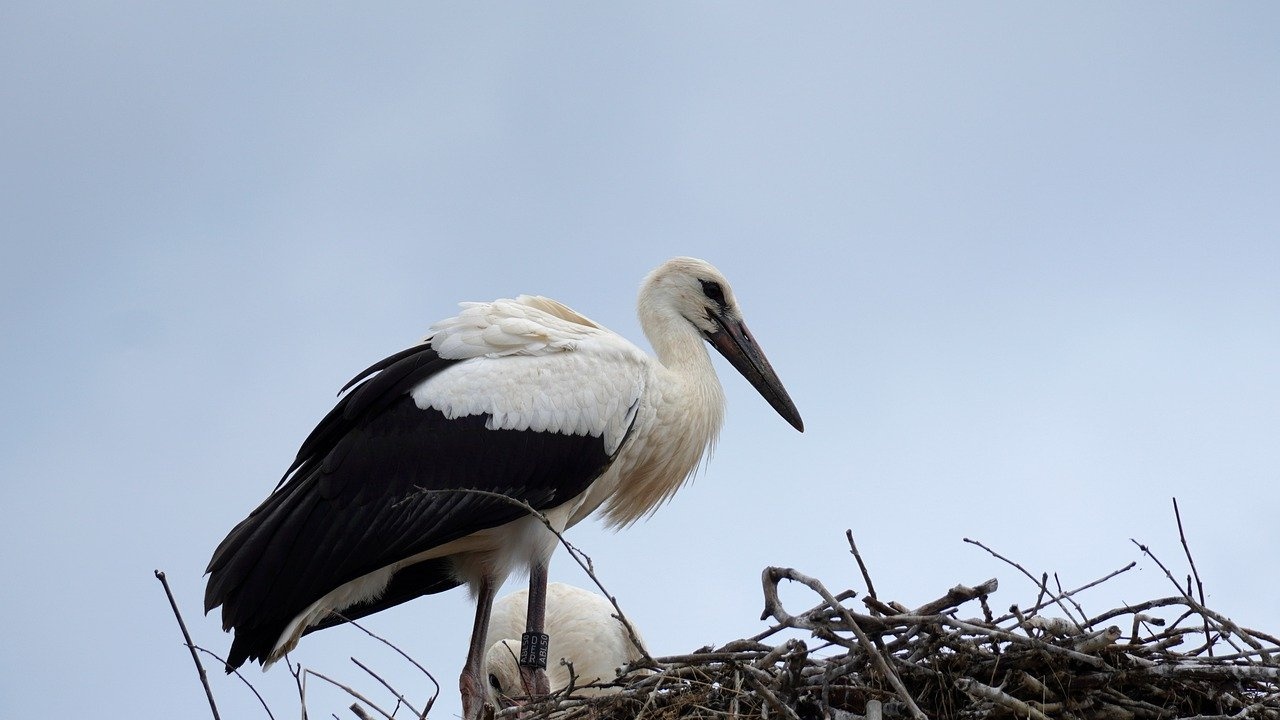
[{"left": 706, "top": 313, "right": 804, "bottom": 432}]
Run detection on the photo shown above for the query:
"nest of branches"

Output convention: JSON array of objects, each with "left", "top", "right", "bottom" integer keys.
[
  {"left": 162, "top": 502, "right": 1278, "bottom": 720},
  {"left": 502, "top": 531, "right": 1280, "bottom": 720}
]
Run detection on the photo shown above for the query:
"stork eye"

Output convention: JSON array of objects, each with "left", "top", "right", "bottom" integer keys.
[
  {"left": 488, "top": 673, "right": 502, "bottom": 690},
  {"left": 700, "top": 279, "right": 727, "bottom": 307}
]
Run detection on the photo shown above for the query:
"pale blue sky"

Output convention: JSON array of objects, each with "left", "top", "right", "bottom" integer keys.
[{"left": 2, "top": 4, "right": 1278, "bottom": 718}]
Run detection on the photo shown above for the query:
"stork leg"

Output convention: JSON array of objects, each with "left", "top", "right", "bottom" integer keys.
[
  {"left": 517, "top": 561, "right": 552, "bottom": 699},
  {"left": 460, "top": 574, "right": 499, "bottom": 720}
]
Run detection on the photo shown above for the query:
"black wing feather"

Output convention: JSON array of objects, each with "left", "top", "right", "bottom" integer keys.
[
  {"left": 278, "top": 342, "right": 451, "bottom": 486},
  {"left": 205, "top": 342, "right": 619, "bottom": 669}
]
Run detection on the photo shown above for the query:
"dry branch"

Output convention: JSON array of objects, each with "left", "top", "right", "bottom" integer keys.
[{"left": 155, "top": 569, "right": 223, "bottom": 720}]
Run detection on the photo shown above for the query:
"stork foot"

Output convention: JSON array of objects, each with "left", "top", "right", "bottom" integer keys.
[
  {"left": 518, "top": 664, "right": 551, "bottom": 700},
  {"left": 460, "top": 667, "right": 495, "bottom": 720}
]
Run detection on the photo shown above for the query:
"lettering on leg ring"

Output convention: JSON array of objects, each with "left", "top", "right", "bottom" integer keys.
[{"left": 519, "top": 632, "right": 550, "bottom": 670}]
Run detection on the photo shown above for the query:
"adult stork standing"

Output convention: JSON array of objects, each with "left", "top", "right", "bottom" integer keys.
[{"left": 204, "top": 257, "right": 803, "bottom": 719}]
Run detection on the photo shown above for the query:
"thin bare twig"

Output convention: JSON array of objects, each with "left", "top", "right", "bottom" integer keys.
[
  {"left": 304, "top": 667, "right": 397, "bottom": 720},
  {"left": 323, "top": 612, "right": 439, "bottom": 719},
  {"left": 189, "top": 645, "right": 277, "bottom": 720},
  {"left": 994, "top": 561, "right": 1137, "bottom": 627},
  {"left": 1053, "top": 572, "right": 1090, "bottom": 630},
  {"left": 963, "top": 538, "right": 1082, "bottom": 626},
  {"left": 1131, "top": 539, "right": 1268, "bottom": 661},
  {"left": 845, "top": 529, "right": 880, "bottom": 609},
  {"left": 289, "top": 658, "right": 309, "bottom": 720},
  {"left": 155, "top": 569, "right": 222, "bottom": 720},
  {"left": 1173, "top": 497, "right": 1214, "bottom": 658},
  {"left": 350, "top": 656, "right": 421, "bottom": 719}
]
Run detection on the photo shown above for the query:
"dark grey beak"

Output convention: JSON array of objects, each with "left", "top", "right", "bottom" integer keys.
[{"left": 705, "top": 313, "right": 804, "bottom": 432}]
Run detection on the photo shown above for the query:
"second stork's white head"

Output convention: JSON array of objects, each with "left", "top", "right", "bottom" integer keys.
[
  {"left": 483, "top": 583, "right": 649, "bottom": 705},
  {"left": 638, "top": 257, "right": 804, "bottom": 432}
]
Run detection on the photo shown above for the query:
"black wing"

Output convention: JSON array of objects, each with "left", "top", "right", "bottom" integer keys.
[{"left": 204, "top": 342, "right": 620, "bottom": 669}]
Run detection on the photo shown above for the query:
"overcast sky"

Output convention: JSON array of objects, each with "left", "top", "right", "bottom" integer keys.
[{"left": 3, "top": 3, "right": 1278, "bottom": 718}]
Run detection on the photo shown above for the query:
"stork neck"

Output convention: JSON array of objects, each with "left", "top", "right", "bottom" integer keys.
[
  {"left": 601, "top": 296, "right": 727, "bottom": 528},
  {"left": 639, "top": 306, "right": 726, "bottom": 435},
  {"left": 640, "top": 306, "right": 714, "bottom": 375}
]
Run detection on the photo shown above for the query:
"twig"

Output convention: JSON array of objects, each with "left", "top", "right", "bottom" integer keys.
[
  {"left": 1131, "top": 539, "right": 1268, "bottom": 661},
  {"left": 1132, "top": 539, "right": 1196, "bottom": 605},
  {"left": 1035, "top": 572, "right": 1050, "bottom": 618},
  {"left": 1088, "top": 596, "right": 1192, "bottom": 628},
  {"left": 304, "top": 667, "right": 397, "bottom": 720},
  {"left": 350, "top": 656, "right": 422, "bottom": 718},
  {"left": 190, "top": 645, "right": 277, "bottom": 720},
  {"left": 963, "top": 538, "right": 1083, "bottom": 626},
  {"left": 324, "top": 612, "right": 439, "bottom": 719},
  {"left": 155, "top": 569, "right": 222, "bottom": 720},
  {"left": 1173, "top": 497, "right": 1214, "bottom": 658},
  {"left": 1054, "top": 572, "right": 1091, "bottom": 630},
  {"left": 996, "top": 561, "right": 1137, "bottom": 627},
  {"left": 845, "top": 529, "right": 880, "bottom": 610},
  {"left": 289, "top": 658, "right": 309, "bottom": 720}
]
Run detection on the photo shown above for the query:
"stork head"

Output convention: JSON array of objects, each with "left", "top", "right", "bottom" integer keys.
[
  {"left": 484, "top": 638, "right": 523, "bottom": 708},
  {"left": 640, "top": 257, "right": 804, "bottom": 432}
]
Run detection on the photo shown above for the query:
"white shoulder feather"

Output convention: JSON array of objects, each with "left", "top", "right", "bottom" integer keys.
[
  {"left": 428, "top": 297, "right": 597, "bottom": 359},
  {"left": 412, "top": 298, "right": 649, "bottom": 454}
]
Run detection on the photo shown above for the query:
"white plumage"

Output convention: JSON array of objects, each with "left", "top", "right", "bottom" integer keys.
[
  {"left": 415, "top": 297, "right": 645, "bottom": 455},
  {"left": 204, "top": 257, "right": 802, "bottom": 720},
  {"left": 484, "top": 583, "right": 649, "bottom": 704}
]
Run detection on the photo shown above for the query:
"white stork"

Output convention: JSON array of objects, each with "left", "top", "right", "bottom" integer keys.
[
  {"left": 484, "top": 582, "right": 649, "bottom": 705},
  {"left": 204, "top": 257, "right": 803, "bottom": 719}
]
